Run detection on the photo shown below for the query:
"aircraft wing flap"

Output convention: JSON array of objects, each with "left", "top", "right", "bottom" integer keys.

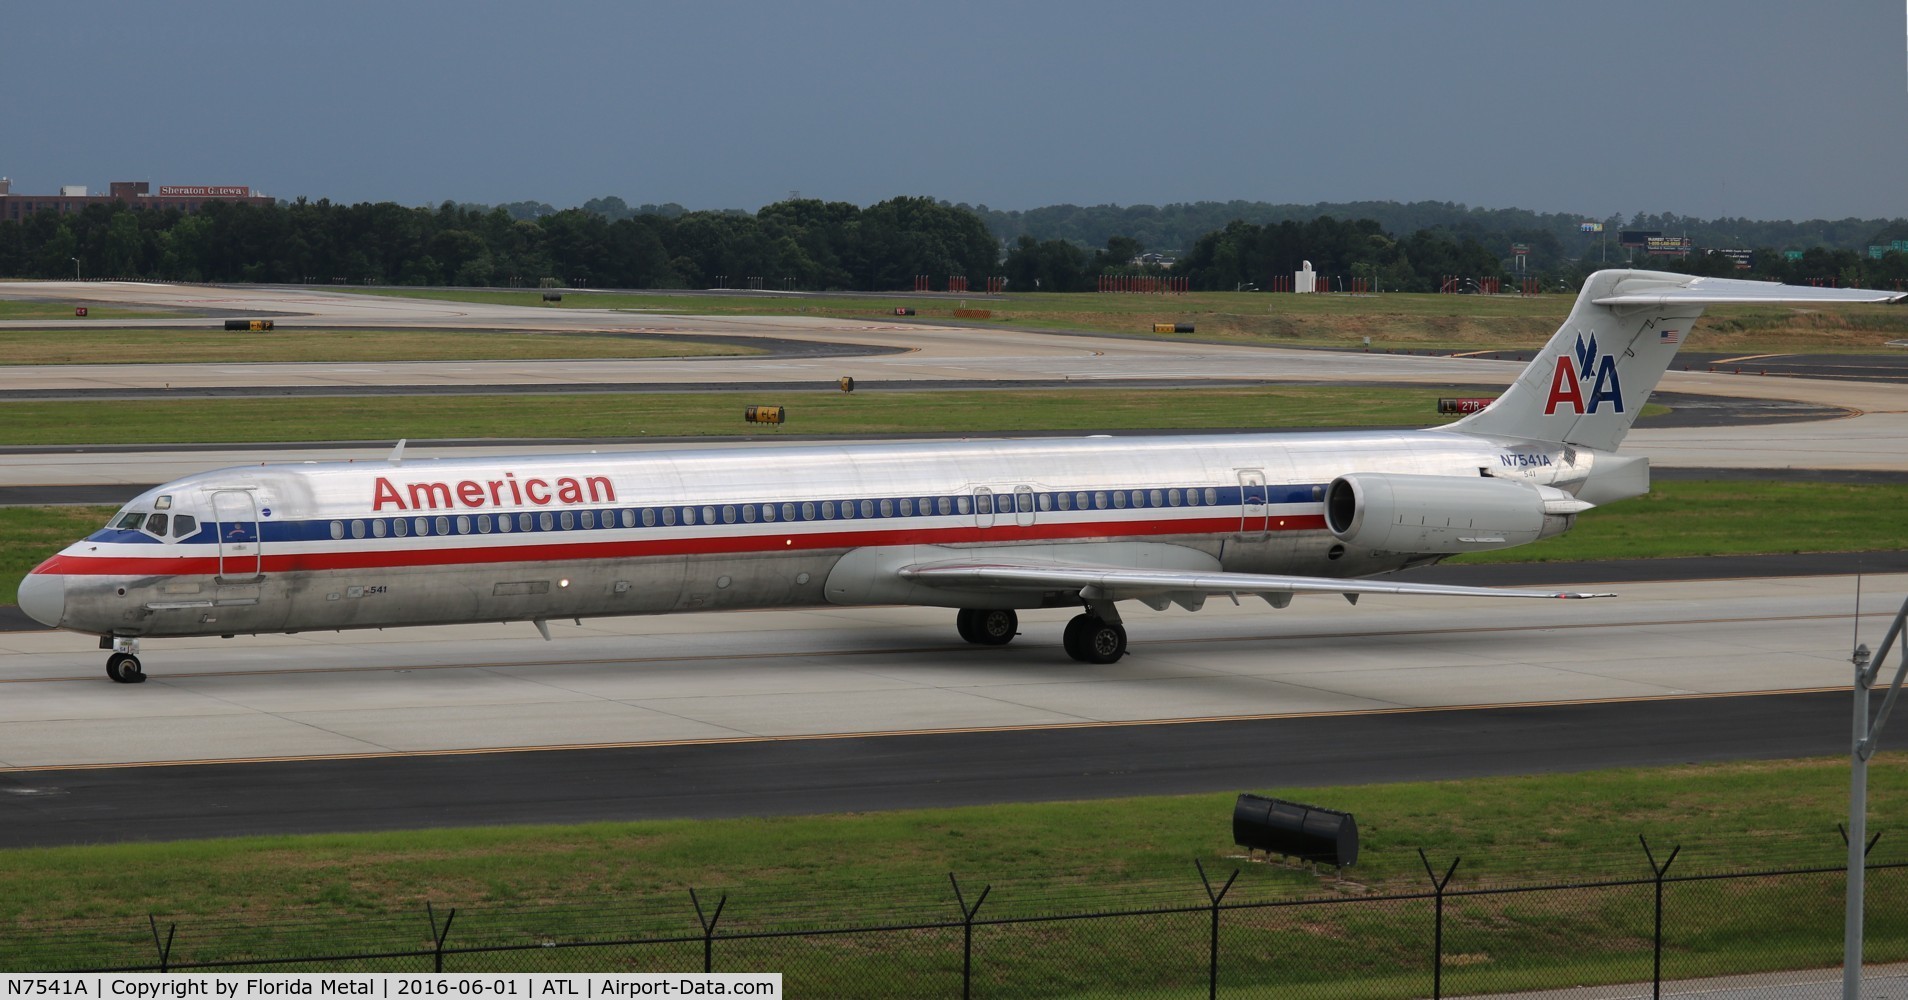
[{"left": 896, "top": 561, "right": 1614, "bottom": 601}]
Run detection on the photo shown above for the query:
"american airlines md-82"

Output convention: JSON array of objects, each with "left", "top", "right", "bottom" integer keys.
[{"left": 19, "top": 270, "right": 1904, "bottom": 682}]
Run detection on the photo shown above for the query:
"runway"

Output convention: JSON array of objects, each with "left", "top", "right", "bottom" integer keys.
[{"left": 0, "top": 572, "right": 1891, "bottom": 771}]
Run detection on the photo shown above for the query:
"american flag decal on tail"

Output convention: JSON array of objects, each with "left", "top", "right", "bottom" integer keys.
[{"left": 1659, "top": 329, "right": 1680, "bottom": 344}]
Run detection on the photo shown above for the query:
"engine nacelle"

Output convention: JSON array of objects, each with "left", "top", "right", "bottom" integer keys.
[{"left": 1324, "top": 473, "right": 1581, "bottom": 554}]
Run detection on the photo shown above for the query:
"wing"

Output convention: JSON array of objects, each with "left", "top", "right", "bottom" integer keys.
[{"left": 897, "top": 559, "right": 1613, "bottom": 611}]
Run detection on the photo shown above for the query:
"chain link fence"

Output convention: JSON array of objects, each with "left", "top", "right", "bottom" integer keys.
[{"left": 11, "top": 855, "right": 1906, "bottom": 997}]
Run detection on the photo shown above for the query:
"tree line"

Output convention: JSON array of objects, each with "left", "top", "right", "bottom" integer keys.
[
  {"left": 0, "top": 196, "right": 997, "bottom": 290},
  {"left": 6, "top": 194, "right": 1907, "bottom": 293}
]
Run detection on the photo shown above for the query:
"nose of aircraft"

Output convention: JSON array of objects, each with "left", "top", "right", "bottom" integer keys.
[{"left": 17, "top": 573, "right": 65, "bottom": 628}]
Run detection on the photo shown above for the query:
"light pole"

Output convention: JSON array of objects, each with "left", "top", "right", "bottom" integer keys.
[{"left": 71, "top": 258, "right": 79, "bottom": 281}]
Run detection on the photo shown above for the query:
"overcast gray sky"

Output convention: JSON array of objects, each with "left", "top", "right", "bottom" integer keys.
[{"left": 5, "top": 0, "right": 1905, "bottom": 221}]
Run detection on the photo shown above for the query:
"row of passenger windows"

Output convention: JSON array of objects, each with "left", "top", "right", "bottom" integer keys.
[{"left": 326, "top": 488, "right": 1231, "bottom": 541}]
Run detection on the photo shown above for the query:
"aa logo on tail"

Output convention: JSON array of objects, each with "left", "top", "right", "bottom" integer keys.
[{"left": 1544, "top": 332, "right": 1624, "bottom": 415}]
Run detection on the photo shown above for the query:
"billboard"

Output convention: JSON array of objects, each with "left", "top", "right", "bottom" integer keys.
[
  {"left": 158, "top": 185, "right": 251, "bottom": 197},
  {"left": 1579, "top": 222, "right": 1604, "bottom": 233},
  {"left": 1713, "top": 249, "right": 1753, "bottom": 269},
  {"left": 1619, "top": 230, "right": 1661, "bottom": 248},
  {"left": 1645, "top": 236, "right": 1693, "bottom": 256}
]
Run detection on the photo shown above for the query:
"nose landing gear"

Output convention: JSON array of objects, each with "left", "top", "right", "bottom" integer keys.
[{"left": 105, "top": 638, "right": 146, "bottom": 684}]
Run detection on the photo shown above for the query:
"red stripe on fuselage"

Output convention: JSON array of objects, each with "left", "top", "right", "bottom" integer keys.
[{"left": 34, "top": 514, "right": 1327, "bottom": 577}]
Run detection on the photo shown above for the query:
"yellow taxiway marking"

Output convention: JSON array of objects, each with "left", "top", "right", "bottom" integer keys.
[
  {"left": 1711, "top": 353, "right": 1792, "bottom": 365},
  {"left": 0, "top": 684, "right": 1849, "bottom": 774}
]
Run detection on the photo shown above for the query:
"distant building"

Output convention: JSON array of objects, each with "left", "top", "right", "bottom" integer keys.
[{"left": 0, "top": 179, "right": 272, "bottom": 222}]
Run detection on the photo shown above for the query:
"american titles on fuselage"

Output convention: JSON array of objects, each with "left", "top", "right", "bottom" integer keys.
[{"left": 372, "top": 472, "right": 616, "bottom": 511}]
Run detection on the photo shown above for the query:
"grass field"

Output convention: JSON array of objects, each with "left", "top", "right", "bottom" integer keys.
[
  {"left": 339, "top": 286, "right": 1908, "bottom": 353},
  {"left": 3, "top": 756, "right": 1903, "bottom": 987},
  {"left": 0, "top": 386, "right": 1661, "bottom": 446},
  {"left": 3, "top": 480, "right": 1903, "bottom": 606},
  {"left": 0, "top": 299, "right": 181, "bottom": 321},
  {"left": 0, "top": 327, "right": 757, "bottom": 365}
]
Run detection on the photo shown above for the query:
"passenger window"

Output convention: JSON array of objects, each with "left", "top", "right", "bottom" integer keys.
[
  {"left": 581, "top": 510, "right": 595, "bottom": 529},
  {"left": 1038, "top": 494, "right": 1051, "bottom": 512},
  {"left": 558, "top": 511, "right": 573, "bottom": 530},
  {"left": 117, "top": 512, "right": 147, "bottom": 530},
  {"left": 956, "top": 496, "right": 972, "bottom": 515},
  {"left": 760, "top": 504, "right": 775, "bottom": 523},
  {"left": 682, "top": 507, "right": 697, "bottom": 526},
  {"left": 1113, "top": 492, "right": 1127, "bottom": 509},
  {"left": 372, "top": 519, "right": 387, "bottom": 538},
  {"left": 173, "top": 515, "right": 197, "bottom": 538},
  {"left": 1094, "top": 491, "right": 1109, "bottom": 509},
  {"left": 937, "top": 497, "right": 953, "bottom": 516},
  {"left": 861, "top": 500, "right": 875, "bottom": 518},
  {"left": 742, "top": 505, "right": 757, "bottom": 523},
  {"left": 976, "top": 493, "right": 993, "bottom": 515},
  {"left": 899, "top": 498, "right": 913, "bottom": 517},
  {"left": 1150, "top": 489, "right": 1163, "bottom": 507},
  {"left": 621, "top": 509, "right": 636, "bottom": 528},
  {"left": 879, "top": 499, "right": 893, "bottom": 517},
  {"left": 351, "top": 520, "right": 366, "bottom": 539},
  {"left": 1075, "top": 492, "right": 1090, "bottom": 510},
  {"left": 662, "top": 507, "right": 677, "bottom": 526},
  {"left": 1169, "top": 489, "right": 1182, "bottom": 506},
  {"left": 497, "top": 515, "right": 512, "bottom": 533},
  {"left": 701, "top": 506, "right": 716, "bottom": 524},
  {"left": 781, "top": 503, "right": 796, "bottom": 522},
  {"left": 329, "top": 521, "right": 344, "bottom": 540},
  {"left": 1129, "top": 491, "right": 1144, "bottom": 508},
  {"left": 821, "top": 502, "right": 836, "bottom": 520},
  {"left": 415, "top": 517, "right": 430, "bottom": 536},
  {"left": 840, "top": 501, "right": 855, "bottom": 520},
  {"left": 1205, "top": 488, "right": 1219, "bottom": 505},
  {"left": 643, "top": 509, "right": 657, "bottom": 527},
  {"left": 1057, "top": 492, "right": 1072, "bottom": 511},
  {"left": 801, "top": 502, "right": 816, "bottom": 520},
  {"left": 722, "top": 505, "right": 737, "bottom": 524},
  {"left": 477, "top": 516, "right": 492, "bottom": 534},
  {"left": 394, "top": 518, "right": 408, "bottom": 537},
  {"left": 456, "top": 515, "right": 471, "bottom": 534},
  {"left": 146, "top": 513, "right": 169, "bottom": 536},
  {"left": 436, "top": 516, "right": 451, "bottom": 535},
  {"left": 519, "top": 513, "right": 534, "bottom": 532}
]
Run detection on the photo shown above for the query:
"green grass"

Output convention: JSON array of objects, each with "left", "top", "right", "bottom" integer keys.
[
  {"left": 336, "top": 286, "right": 1908, "bottom": 353},
  {"left": 1452, "top": 480, "right": 1908, "bottom": 563},
  {"left": 0, "top": 327, "right": 756, "bottom": 365},
  {"left": 2, "top": 756, "right": 1903, "bottom": 988},
  {"left": 0, "top": 387, "right": 1480, "bottom": 445},
  {"left": 0, "top": 299, "right": 180, "bottom": 320},
  {"left": 3, "top": 480, "right": 1901, "bottom": 606}
]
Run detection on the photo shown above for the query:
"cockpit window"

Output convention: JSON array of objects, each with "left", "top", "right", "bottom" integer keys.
[
  {"left": 173, "top": 515, "right": 197, "bottom": 538},
  {"left": 115, "top": 512, "right": 146, "bottom": 530},
  {"left": 146, "top": 513, "right": 169, "bottom": 536}
]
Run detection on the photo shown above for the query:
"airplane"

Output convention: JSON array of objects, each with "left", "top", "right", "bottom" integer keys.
[{"left": 17, "top": 269, "right": 1904, "bottom": 683}]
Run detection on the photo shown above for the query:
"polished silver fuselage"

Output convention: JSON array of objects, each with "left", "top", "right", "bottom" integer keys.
[{"left": 41, "top": 428, "right": 1578, "bottom": 639}]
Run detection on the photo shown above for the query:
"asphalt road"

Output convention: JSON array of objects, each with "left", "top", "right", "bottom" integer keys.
[{"left": 0, "top": 690, "right": 1854, "bottom": 848}]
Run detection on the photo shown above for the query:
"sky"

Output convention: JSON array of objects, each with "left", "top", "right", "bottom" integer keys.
[{"left": 5, "top": 0, "right": 1906, "bottom": 221}]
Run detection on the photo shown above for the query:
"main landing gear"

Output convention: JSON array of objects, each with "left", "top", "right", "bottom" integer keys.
[
  {"left": 105, "top": 638, "right": 146, "bottom": 684},
  {"left": 952, "top": 607, "right": 1128, "bottom": 664},
  {"left": 955, "top": 608, "right": 1018, "bottom": 645}
]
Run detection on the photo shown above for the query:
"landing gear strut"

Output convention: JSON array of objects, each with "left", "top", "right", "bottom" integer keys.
[
  {"left": 955, "top": 608, "right": 1018, "bottom": 645},
  {"left": 1062, "top": 614, "right": 1127, "bottom": 663},
  {"left": 105, "top": 638, "right": 146, "bottom": 684}
]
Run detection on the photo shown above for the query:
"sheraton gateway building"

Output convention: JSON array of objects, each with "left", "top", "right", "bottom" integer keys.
[{"left": 0, "top": 178, "right": 271, "bottom": 221}]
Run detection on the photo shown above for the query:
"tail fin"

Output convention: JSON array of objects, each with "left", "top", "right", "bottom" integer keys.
[{"left": 1451, "top": 269, "right": 1904, "bottom": 451}]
